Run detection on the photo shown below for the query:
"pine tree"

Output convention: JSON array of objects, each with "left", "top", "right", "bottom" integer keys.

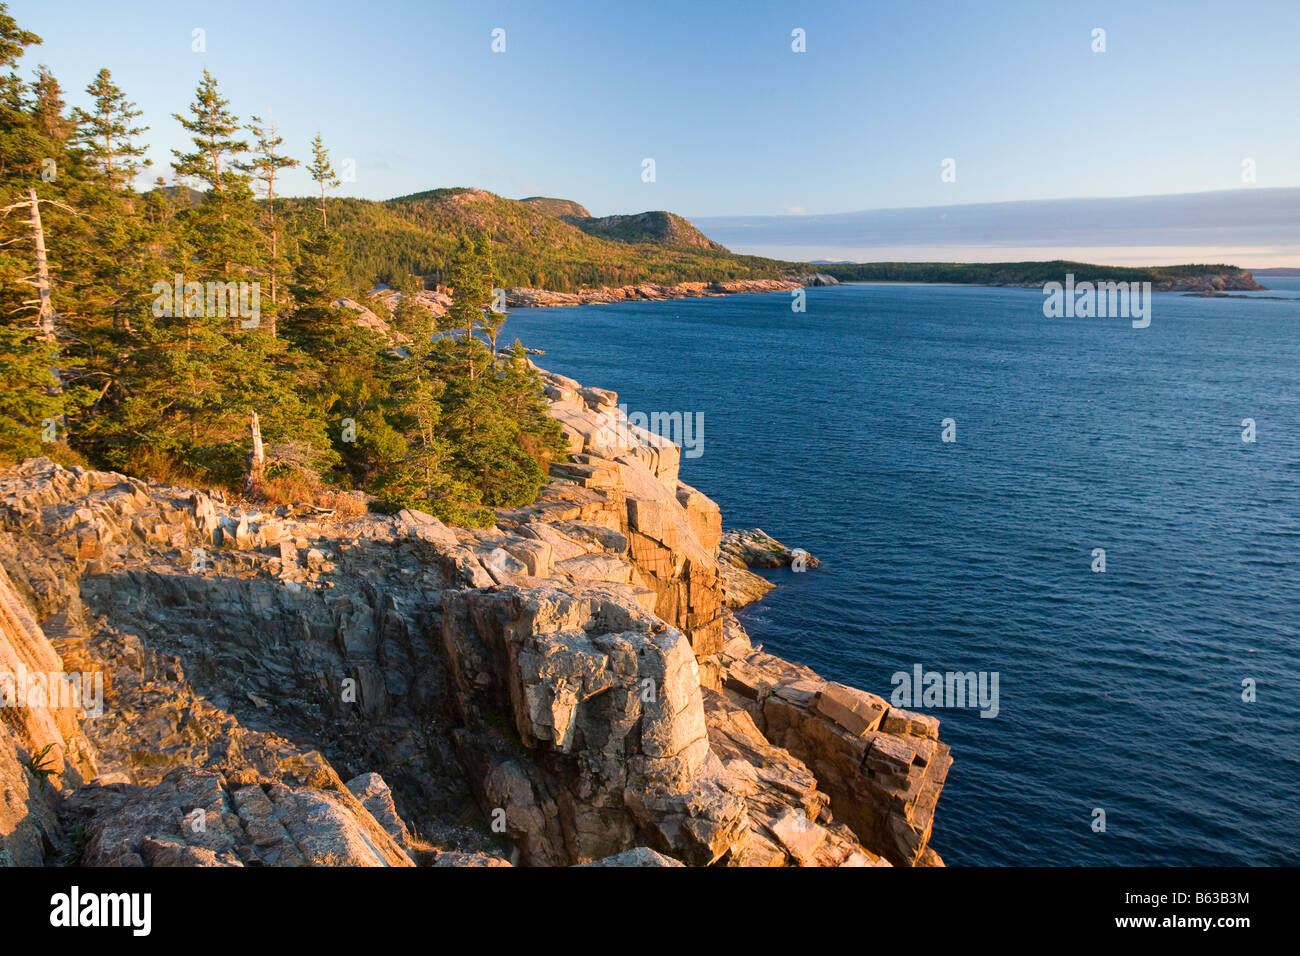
[
  {"left": 433, "top": 241, "right": 567, "bottom": 509},
  {"left": 476, "top": 236, "right": 506, "bottom": 366},
  {"left": 0, "top": 49, "right": 71, "bottom": 464},
  {"left": 171, "top": 69, "right": 245, "bottom": 192},
  {"left": 499, "top": 340, "right": 567, "bottom": 459},
  {"left": 238, "top": 114, "right": 296, "bottom": 320},
  {"left": 0, "top": 3, "right": 566, "bottom": 513},
  {"left": 0, "top": 47, "right": 90, "bottom": 428},
  {"left": 282, "top": 228, "right": 385, "bottom": 432},
  {"left": 116, "top": 68, "right": 329, "bottom": 490},
  {"left": 71, "top": 68, "right": 149, "bottom": 186},
  {"left": 443, "top": 233, "right": 492, "bottom": 380},
  {"left": 373, "top": 291, "right": 487, "bottom": 524},
  {"left": 305, "top": 133, "right": 339, "bottom": 228},
  {"left": 0, "top": 6, "right": 44, "bottom": 185},
  {"left": 170, "top": 69, "right": 260, "bottom": 283},
  {"left": 30, "top": 65, "right": 73, "bottom": 142},
  {"left": 0, "top": 322, "right": 64, "bottom": 463}
]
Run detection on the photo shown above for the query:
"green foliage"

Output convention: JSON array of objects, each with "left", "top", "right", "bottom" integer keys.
[
  {"left": 365, "top": 253, "right": 563, "bottom": 523},
  {"left": 273, "top": 187, "right": 795, "bottom": 293},
  {"left": 238, "top": 114, "right": 297, "bottom": 325},
  {"left": 70, "top": 67, "right": 149, "bottom": 185},
  {"left": 305, "top": 132, "right": 339, "bottom": 227},
  {"left": 812, "top": 260, "right": 1254, "bottom": 285},
  {"left": 562, "top": 210, "right": 723, "bottom": 249},
  {"left": 62, "top": 823, "right": 89, "bottom": 865},
  {"left": 0, "top": 3, "right": 750, "bottom": 526},
  {"left": 0, "top": 324, "right": 66, "bottom": 462},
  {"left": 24, "top": 742, "right": 56, "bottom": 789}
]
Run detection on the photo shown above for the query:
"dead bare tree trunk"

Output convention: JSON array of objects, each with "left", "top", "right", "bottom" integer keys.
[
  {"left": 2, "top": 187, "right": 77, "bottom": 396},
  {"left": 244, "top": 410, "right": 265, "bottom": 496},
  {"left": 28, "top": 188, "right": 56, "bottom": 344}
]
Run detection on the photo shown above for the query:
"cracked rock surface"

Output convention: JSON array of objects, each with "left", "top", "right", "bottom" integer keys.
[{"left": 1, "top": 364, "right": 949, "bottom": 867}]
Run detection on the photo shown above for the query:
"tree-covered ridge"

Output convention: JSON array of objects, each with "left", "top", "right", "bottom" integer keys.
[
  {"left": 302, "top": 187, "right": 792, "bottom": 293},
  {"left": 0, "top": 4, "right": 565, "bottom": 526},
  {"left": 520, "top": 196, "right": 591, "bottom": 218},
  {"left": 813, "top": 260, "right": 1259, "bottom": 286},
  {"left": 562, "top": 211, "right": 726, "bottom": 250}
]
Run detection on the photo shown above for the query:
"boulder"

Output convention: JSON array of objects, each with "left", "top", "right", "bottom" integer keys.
[{"left": 440, "top": 586, "right": 747, "bottom": 865}]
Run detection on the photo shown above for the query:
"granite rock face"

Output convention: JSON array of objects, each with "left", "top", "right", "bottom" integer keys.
[
  {"left": 716, "top": 529, "right": 820, "bottom": 609},
  {"left": 719, "top": 626, "right": 949, "bottom": 866},
  {"left": 720, "top": 528, "right": 820, "bottom": 570},
  {"left": 65, "top": 765, "right": 413, "bottom": 867},
  {"left": 0, "top": 530, "right": 415, "bottom": 867},
  {"left": 440, "top": 584, "right": 746, "bottom": 865},
  {"left": 0, "top": 361, "right": 949, "bottom": 868},
  {"left": 579, "top": 846, "right": 684, "bottom": 867},
  {"left": 0, "top": 562, "right": 97, "bottom": 865},
  {"left": 496, "top": 369, "right": 726, "bottom": 678}
]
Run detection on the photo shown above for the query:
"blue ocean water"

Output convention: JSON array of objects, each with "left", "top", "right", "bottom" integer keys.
[{"left": 504, "top": 279, "right": 1300, "bottom": 866}]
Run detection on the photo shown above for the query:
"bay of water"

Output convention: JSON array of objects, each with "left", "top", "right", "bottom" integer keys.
[{"left": 505, "top": 279, "right": 1300, "bottom": 866}]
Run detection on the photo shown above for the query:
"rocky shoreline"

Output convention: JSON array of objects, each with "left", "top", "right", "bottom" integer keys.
[
  {"left": 0, "top": 363, "right": 949, "bottom": 868},
  {"left": 334, "top": 275, "right": 840, "bottom": 335},
  {"left": 504, "top": 275, "right": 839, "bottom": 309}
]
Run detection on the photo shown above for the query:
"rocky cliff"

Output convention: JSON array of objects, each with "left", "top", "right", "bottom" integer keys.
[{"left": 0, "top": 364, "right": 948, "bottom": 867}]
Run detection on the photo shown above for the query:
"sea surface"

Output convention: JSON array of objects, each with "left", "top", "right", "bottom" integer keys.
[{"left": 505, "top": 278, "right": 1300, "bottom": 866}]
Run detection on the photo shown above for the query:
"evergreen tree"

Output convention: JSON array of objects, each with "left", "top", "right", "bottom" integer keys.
[
  {"left": 112, "top": 67, "right": 329, "bottom": 489},
  {"left": 476, "top": 236, "right": 506, "bottom": 365},
  {"left": 0, "top": 4, "right": 568, "bottom": 517},
  {"left": 282, "top": 227, "right": 387, "bottom": 466},
  {"left": 0, "top": 23, "right": 92, "bottom": 458},
  {"left": 170, "top": 69, "right": 260, "bottom": 283},
  {"left": 305, "top": 132, "right": 339, "bottom": 228},
  {"left": 71, "top": 68, "right": 149, "bottom": 186},
  {"left": 372, "top": 290, "right": 487, "bottom": 524},
  {"left": 59, "top": 66, "right": 154, "bottom": 420},
  {"left": 30, "top": 65, "right": 73, "bottom": 143},
  {"left": 434, "top": 240, "right": 567, "bottom": 509},
  {"left": 238, "top": 114, "right": 296, "bottom": 320},
  {"left": 443, "top": 233, "right": 491, "bottom": 379},
  {"left": 0, "top": 4, "right": 48, "bottom": 210},
  {"left": 0, "top": 323, "right": 64, "bottom": 463}
]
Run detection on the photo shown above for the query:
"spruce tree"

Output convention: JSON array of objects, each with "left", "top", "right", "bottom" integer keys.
[
  {"left": 238, "top": 115, "right": 296, "bottom": 322},
  {"left": 0, "top": 22, "right": 92, "bottom": 458},
  {"left": 170, "top": 69, "right": 260, "bottom": 283},
  {"left": 282, "top": 227, "right": 387, "bottom": 467},
  {"left": 373, "top": 290, "right": 487, "bottom": 524},
  {"left": 305, "top": 133, "right": 339, "bottom": 228},
  {"left": 443, "top": 233, "right": 491, "bottom": 380},
  {"left": 71, "top": 68, "right": 149, "bottom": 186},
  {"left": 0, "top": 4, "right": 565, "bottom": 514}
]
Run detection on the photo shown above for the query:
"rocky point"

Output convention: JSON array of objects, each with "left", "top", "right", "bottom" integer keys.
[{"left": 0, "top": 361, "right": 949, "bottom": 867}]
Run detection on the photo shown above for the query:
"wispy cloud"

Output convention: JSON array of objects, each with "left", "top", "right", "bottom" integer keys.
[{"left": 695, "top": 189, "right": 1300, "bottom": 267}]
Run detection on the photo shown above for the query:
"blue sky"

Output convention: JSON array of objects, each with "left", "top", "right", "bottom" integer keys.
[{"left": 10, "top": 0, "right": 1300, "bottom": 222}]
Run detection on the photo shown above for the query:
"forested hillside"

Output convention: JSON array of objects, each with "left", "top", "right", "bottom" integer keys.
[
  {"left": 814, "top": 260, "right": 1260, "bottom": 288},
  {"left": 0, "top": 4, "right": 565, "bottom": 525},
  {"left": 273, "top": 187, "right": 792, "bottom": 293}
]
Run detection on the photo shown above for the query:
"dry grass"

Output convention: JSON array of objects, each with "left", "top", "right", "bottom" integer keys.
[
  {"left": 257, "top": 475, "right": 370, "bottom": 517},
  {"left": 313, "top": 488, "right": 370, "bottom": 518}
]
